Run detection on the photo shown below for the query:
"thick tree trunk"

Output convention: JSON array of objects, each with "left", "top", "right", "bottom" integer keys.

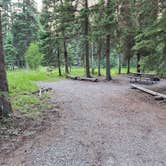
[
  {"left": 137, "top": 53, "right": 141, "bottom": 73},
  {"left": 84, "top": 0, "right": 90, "bottom": 78},
  {"left": 57, "top": 47, "right": 61, "bottom": 76},
  {"left": 97, "top": 40, "right": 102, "bottom": 76},
  {"left": 105, "top": 34, "right": 112, "bottom": 81},
  {"left": 63, "top": 38, "right": 69, "bottom": 74},
  {"left": 0, "top": 9, "right": 12, "bottom": 118}
]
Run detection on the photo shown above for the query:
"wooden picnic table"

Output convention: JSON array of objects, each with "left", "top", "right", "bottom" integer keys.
[
  {"left": 128, "top": 72, "right": 157, "bottom": 84},
  {"left": 133, "top": 72, "right": 156, "bottom": 77}
]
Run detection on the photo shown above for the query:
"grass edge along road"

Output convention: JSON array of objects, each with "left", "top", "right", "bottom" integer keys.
[{"left": 7, "top": 67, "right": 136, "bottom": 117}]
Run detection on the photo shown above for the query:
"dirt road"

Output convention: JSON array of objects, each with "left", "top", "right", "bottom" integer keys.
[{"left": 2, "top": 77, "right": 166, "bottom": 166}]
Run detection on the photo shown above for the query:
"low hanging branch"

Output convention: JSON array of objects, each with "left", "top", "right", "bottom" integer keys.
[{"left": 131, "top": 84, "right": 166, "bottom": 100}]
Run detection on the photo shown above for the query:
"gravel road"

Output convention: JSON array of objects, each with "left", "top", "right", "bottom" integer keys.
[{"left": 2, "top": 77, "right": 166, "bottom": 166}]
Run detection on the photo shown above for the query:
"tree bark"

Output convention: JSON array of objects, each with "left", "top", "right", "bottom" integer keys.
[
  {"left": 118, "top": 54, "right": 122, "bottom": 74},
  {"left": 97, "top": 40, "right": 102, "bottom": 76},
  {"left": 84, "top": 0, "right": 90, "bottom": 78},
  {"left": 125, "top": 35, "right": 134, "bottom": 74},
  {"left": 0, "top": 9, "right": 12, "bottom": 118},
  {"left": 127, "top": 55, "right": 130, "bottom": 74},
  {"left": 105, "top": 0, "right": 112, "bottom": 81},
  {"left": 57, "top": 47, "right": 61, "bottom": 76},
  {"left": 91, "top": 42, "right": 95, "bottom": 75},
  {"left": 137, "top": 53, "right": 141, "bottom": 73},
  {"left": 63, "top": 37, "right": 69, "bottom": 74},
  {"left": 105, "top": 34, "right": 112, "bottom": 81}
]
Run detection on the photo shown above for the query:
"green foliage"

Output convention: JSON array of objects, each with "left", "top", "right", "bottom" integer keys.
[
  {"left": 2, "top": 0, "right": 165, "bottom": 78},
  {"left": 24, "top": 43, "right": 43, "bottom": 70},
  {"left": 12, "top": 93, "right": 51, "bottom": 118},
  {"left": 4, "top": 33, "right": 17, "bottom": 63},
  {"left": 8, "top": 72, "right": 37, "bottom": 95},
  {"left": 7, "top": 69, "right": 61, "bottom": 95},
  {"left": 134, "top": 9, "right": 166, "bottom": 74},
  {"left": 11, "top": 0, "right": 38, "bottom": 64},
  {"left": 7, "top": 69, "right": 58, "bottom": 118}
]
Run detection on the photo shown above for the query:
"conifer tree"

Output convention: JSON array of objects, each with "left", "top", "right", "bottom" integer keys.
[
  {"left": 12, "top": 0, "right": 38, "bottom": 67},
  {"left": 0, "top": 5, "right": 12, "bottom": 118}
]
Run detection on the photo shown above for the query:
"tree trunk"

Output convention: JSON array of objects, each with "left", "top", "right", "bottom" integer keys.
[
  {"left": 127, "top": 55, "right": 130, "bottom": 74},
  {"left": 0, "top": 9, "right": 12, "bottom": 118},
  {"left": 137, "top": 53, "right": 141, "bottom": 73},
  {"left": 91, "top": 42, "right": 95, "bottom": 75},
  {"left": 57, "top": 47, "right": 61, "bottom": 76},
  {"left": 63, "top": 37, "right": 69, "bottom": 74},
  {"left": 118, "top": 54, "right": 122, "bottom": 74},
  {"left": 105, "top": 0, "right": 112, "bottom": 81},
  {"left": 125, "top": 35, "right": 133, "bottom": 74},
  {"left": 97, "top": 40, "right": 102, "bottom": 76},
  {"left": 105, "top": 34, "right": 112, "bottom": 81},
  {"left": 84, "top": 0, "right": 90, "bottom": 78}
]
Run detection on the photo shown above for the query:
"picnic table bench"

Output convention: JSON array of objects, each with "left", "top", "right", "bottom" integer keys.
[{"left": 128, "top": 73, "right": 159, "bottom": 84}]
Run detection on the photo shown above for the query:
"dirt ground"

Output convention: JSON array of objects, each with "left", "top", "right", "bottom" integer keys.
[{"left": 0, "top": 76, "right": 166, "bottom": 166}]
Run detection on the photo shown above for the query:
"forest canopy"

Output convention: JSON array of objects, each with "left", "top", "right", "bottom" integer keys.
[{"left": 1, "top": 0, "right": 166, "bottom": 76}]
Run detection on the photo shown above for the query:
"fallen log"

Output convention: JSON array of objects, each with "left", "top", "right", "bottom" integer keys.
[
  {"left": 66, "top": 74, "right": 78, "bottom": 80},
  {"left": 32, "top": 88, "right": 52, "bottom": 96},
  {"left": 131, "top": 84, "right": 166, "bottom": 100},
  {"left": 77, "top": 77, "right": 98, "bottom": 82},
  {"left": 66, "top": 74, "right": 98, "bottom": 82}
]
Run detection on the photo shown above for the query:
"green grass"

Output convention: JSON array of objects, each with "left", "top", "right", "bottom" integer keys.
[
  {"left": 7, "top": 67, "right": 136, "bottom": 118},
  {"left": 8, "top": 67, "right": 136, "bottom": 94},
  {"left": 69, "top": 67, "right": 136, "bottom": 77},
  {"left": 7, "top": 69, "right": 61, "bottom": 94},
  {"left": 7, "top": 68, "right": 60, "bottom": 118}
]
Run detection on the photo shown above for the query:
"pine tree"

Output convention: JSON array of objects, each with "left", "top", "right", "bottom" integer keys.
[
  {"left": 12, "top": 0, "right": 38, "bottom": 67},
  {"left": 81, "top": 0, "right": 90, "bottom": 77},
  {"left": 133, "top": 2, "right": 166, "bottom": 75},
  {"left": 39, "top": 0, "right": 55, "bottom": 66},
  {"left": 0, "top": 6, "right": 12, "bottom": 118}
]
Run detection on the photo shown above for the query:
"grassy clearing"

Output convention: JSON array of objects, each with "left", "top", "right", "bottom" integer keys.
[
  {"left": 8, "top": 69, "right": 61, "bottom": 94},
  {"left": 7, "top": 68, "right": 59, "bottom": 118},
  {"left": 69, "top": 67, "right": 136, "bottom": 77},
  {"left": 8, "top": 67, "right": 136, "bottom": 94},
  {"left": 7, "top": 67, "right": 136, "bottom": 118}
]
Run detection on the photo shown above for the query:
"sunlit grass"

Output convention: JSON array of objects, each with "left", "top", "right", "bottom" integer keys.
[
  {"left": 7, "top": 68, "right": 60, "bottom": 117},
  {"left": 7, "top": 69, "right": 60, "bottom": 94},
  {"left": 69, "top": 67, "right": 136, "bottom": 77}
]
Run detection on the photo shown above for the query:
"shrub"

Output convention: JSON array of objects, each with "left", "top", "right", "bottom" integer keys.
[{"left": 24, "top": 42, "right": 43, "bottom": 70}]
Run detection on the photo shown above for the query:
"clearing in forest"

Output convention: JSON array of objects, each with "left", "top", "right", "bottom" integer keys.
[{"left": 1, "top": 76, "right": 166, "bottom": 166}]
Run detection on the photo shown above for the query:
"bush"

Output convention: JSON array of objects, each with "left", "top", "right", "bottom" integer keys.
[{"left": 24, "top": 42, "right": 43, "bottom": 70}]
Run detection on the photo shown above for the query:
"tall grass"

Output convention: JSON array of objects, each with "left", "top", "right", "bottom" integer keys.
[
  {"left": 7, "top": 69, "right": 60, "bottom": 94},
  {"left": 7, "top": 69, "right": 60, "bottom": 117}
]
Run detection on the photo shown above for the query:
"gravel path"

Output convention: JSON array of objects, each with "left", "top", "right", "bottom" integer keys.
[{"left": 3, "top": 77, "right": 166, "bottom": 166}]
